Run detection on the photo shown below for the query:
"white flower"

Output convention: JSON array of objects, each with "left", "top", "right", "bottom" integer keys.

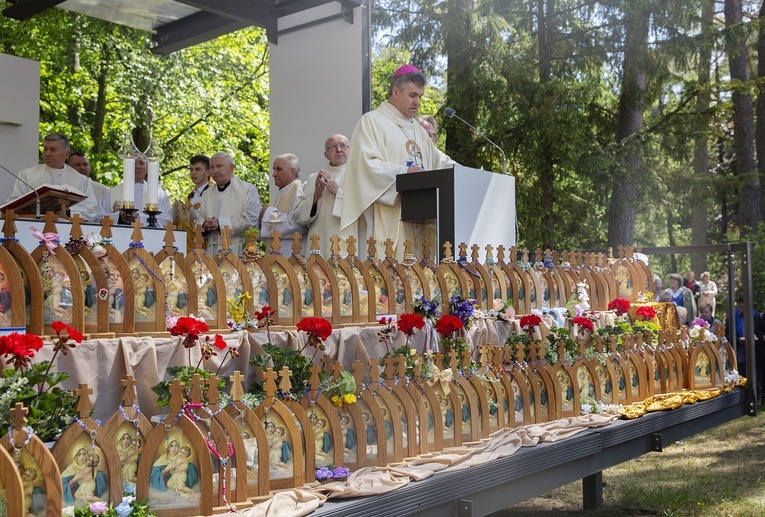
[
  {"left": 581, "top": 403, "right": 593, "bottom": 415},
  {"left": 62, "top": 506, "right": 75, "bottom": 517},
  {"left": 689, "top": 327, "right": 700, "bottom": 339},
  {"left": 531, "top": 309, "right": 543, "bottom": 317}
]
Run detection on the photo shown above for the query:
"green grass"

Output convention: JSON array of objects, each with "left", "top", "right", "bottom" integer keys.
[{"left": 494, "top": 411, "right": 765, "bottom": 516}]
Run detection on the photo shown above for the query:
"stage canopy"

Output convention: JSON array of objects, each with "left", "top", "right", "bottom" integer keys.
[{"left": 3, "top": 0, "right": 360, "bottom": 53}]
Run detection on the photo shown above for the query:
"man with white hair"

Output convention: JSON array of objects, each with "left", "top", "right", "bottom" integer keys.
[
  {"left": 196, "top": 152, "right": 262, "bottom": 256},
  {"left": 258, "top": 153, "right": 307, "bottom": 256},
  {"left": 294, "top": 134, "right": 349, "bottom": 257},
  {"left": 7, "top": 132, "right": 98, "bottom": 221}
]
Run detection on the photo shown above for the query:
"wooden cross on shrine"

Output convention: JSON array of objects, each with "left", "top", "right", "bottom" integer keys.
[
  {"left": 163, "top": 222, "right": 177, "bottom": 249},
  {"left": 120, "top": 376, "right": 138, "bottom": 406},
  {"left": 187, "top": 374, "right": 205, "bottom": 404},
  {"left": 74, "top": 384, "right": 94, "bottom": 420},
  {"left": 485, "top": 244, "right": 494, "bottom": 262},
  {"left": 100, "top": 216, "right": 115, "bottom": 239},
  {"left": 383, "top": 238, "right": 395, "bottom": 259},
  {"left": 514, "top": 342, "right": 526, "bottom": 363},
  {"left": 229, "top": 371, "right": 246, "bottom": 402},
  {"left": 367, "top": 359, "right": 381, "bottom": 389},
  {"left": 310, "top": 233, "right": 321, "bottom": 255},
  {"left": 206, "top": 374, "right": 221, "bottom": 410},
  {"left": 329, "top": 235, "right": 341, "bottom": 258},
  {"left": 447, "top": 351, "right": 459, "bottom": 371},
  {"left": 411, "top": 355, "right": 422, "bottom": 379},
  {"left": 262, "top": 368, "right": 278, "bottom": 404},
  {"left": 321, "top": 355, "right": 333, "bottom": 375},
  {"left": 331, "top": 360, "right": 344, "bottom": 381},
  {"left": 169, "top": 380, "right": 186, "bottom": 414},
  {"left": 458, "top": 242, "right": 468, "bottom": 258},
  {"left": 535, "top": 248, "right": 543, "bottom": 264},
  {"left": 130, "top": 219, "right": 144, "bottom": 242},
  {"left": 496, "top": 245, "right": 506, "bottom": 263},
  {"left": 403, "top": 239, "right": 414, "bottom": 260},
  {"left": 291, "top": 232, "right": 303, "bottom": 256},
  {"left": 383, "top": 355, "right": 396, "bottom": 384},
  {"left": 220, "top": 226, "right": 233, "bottom": 252},
  {"left": 351, "top": 360, "right": 364, "bottom": 394},
  {"left": 278, "top": 366, "right": 293, "bottom": 394},
  {"left": 193, "top": 225, "right": 205, "bottom": 251},
  {"left": 395, "top": 354, "right": 407, "bottom": 378},
  {"left": 471, "top": 244, "right": 480, "bottom": 263},
  {"left": 460, "top": 349, "right": 472, "bottom": 370},
  {"left": 69, "top": 213, "right": 85, "bottom": 240},
  {"left": 42, "top": 211, "right": 60, "bottom": 234},
  {"left": 346, "top": 235, "right": 357, "bottom": 258},
  {"left": 308, "top": 363, "right": 322, "bottom": 396},
  {"left": 442, "top": 241, "right": 453, "bottom": 260},
  {"left": 1, "top": 209, "right": 19, "bottom": 238},
  {"left": 270, "top": 230, "right": 282, "bottom": 254},
  {"left": 509, "top": 246, "right": 517, "bottom": 263},
  {"left": 366, "top": 236, "right": 377, "bottom": 259},
  {"left": 10, "top": 402, "right": 29, "bottom": 430},
  {"left": 421, "top": 240, "right": 432, "bottom": 261}
]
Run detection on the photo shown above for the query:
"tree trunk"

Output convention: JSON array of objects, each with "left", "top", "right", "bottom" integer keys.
[
  {"left": 91, "top": 44, "right": 111, "bottom": 158},
  {"left": 537, "top": 0, "right": 555, "bottom": 249},
  {"left": 725, "top": 0, "right": 761, "bottom": 236},
  {"left": 607, "top": 8, "right": 649, "bottom": 247},
  {"left": 691, "top": 0, "right": 714, "bottom": 274},
  {"left": 756, "top": 0, "right": 765, "bottom": 222},
  {"left": 66, "top": 18, "right": 83, "bottom": 131}
]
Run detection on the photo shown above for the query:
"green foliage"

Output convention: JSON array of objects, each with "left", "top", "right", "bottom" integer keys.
[
  {"left": 0, "top": 6, "right": 271, "bottom": 204},
  {"left": 0, "top": 362, "right": 77, "bottom": 442},
  {"left": 249, "top": 343, "right": 328, "bottom": 398},
  {"left": 150, "top": 366, "right": 225, "bottom": 407}
]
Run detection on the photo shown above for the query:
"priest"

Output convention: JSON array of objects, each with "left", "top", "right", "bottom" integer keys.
[
  {"left": 339, "top": 65, "right": 453, "bottom": 261},
  {"left": 6, "top": 132, "right": 98, "bottom": 221},
  {"left": 294, "top": 134, "right": 349, "bottom": 257},
  {"left": 196, "top": 152, "right": 262, "bottom": 256},
  {"left": 258, "top": 154, "right": 307, "bottom": 256}
]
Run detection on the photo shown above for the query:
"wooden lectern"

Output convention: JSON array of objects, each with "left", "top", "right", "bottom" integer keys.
[
  {"left": 0, "top": 184, "right": 86, "bottom": 219},
  {"left": 396, "top": 164, "right": 516, "bottom": 261}
]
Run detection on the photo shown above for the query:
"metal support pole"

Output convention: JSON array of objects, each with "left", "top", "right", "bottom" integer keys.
[
  {"left": 741, "top": 242, "right": 758, "bottom": 415},
  {"left": 582, "top": 472, "right": 603, "bottom": 511}
]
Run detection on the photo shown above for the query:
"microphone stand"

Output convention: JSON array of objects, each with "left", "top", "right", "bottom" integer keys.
[
  {"left": 444, "top": 108, "right": 508, "bottom": 175},
  {"left": 0, "top": 162, "right": 41, "bottom": 218}
]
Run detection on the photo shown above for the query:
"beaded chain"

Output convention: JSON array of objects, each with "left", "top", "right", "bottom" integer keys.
[
  {"left": 119, "top": 404, "right": 142, "bottom": 440},
  {"left": 129, "top": 242, "right": 165, "bottom": 285},
  {"left": 6, "top": 425, "right": 33, "bottom": 461},
  {"left": 64, "top": 237, "right": 88, "bottom": 254}
]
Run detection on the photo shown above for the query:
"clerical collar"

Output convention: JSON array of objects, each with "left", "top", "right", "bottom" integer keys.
[{"left": 217, "top": 180, "right": 231, "bottom": 192}]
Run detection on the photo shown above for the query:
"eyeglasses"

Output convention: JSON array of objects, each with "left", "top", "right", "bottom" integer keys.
[
  {"left": 326, "top": 143, "right": 350, "bottom": 151},
  {"left": 427, "top": 132, "right": 437, "bottom": 138}
]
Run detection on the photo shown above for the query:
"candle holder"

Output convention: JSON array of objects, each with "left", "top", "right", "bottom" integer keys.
[
  {"left": 143, "top": 204, "right": 161, "bottom": 228},
  {"left": 119, "top": 207, "right": 138, "bottom": 225}
]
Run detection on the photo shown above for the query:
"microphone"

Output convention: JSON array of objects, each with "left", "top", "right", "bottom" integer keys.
[
  {"left": 444, "top": 107, "right": 508, "bottom": 175},
  {"left": 0, "top": 162, "right": 41, "bottom": 218}
]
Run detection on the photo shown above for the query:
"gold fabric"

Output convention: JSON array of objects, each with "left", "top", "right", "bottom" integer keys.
[
  {"left": 630, "top": 301, "right": 680, "bottom": 330},
  {"left": 618, "top": 379, "right": 746, "bottom": 420}
]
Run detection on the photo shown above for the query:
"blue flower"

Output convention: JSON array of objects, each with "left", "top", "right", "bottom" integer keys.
[
  {"left": 315, "top": 466, "right": 333, "bottom": 480},
  {"left": 115, "top": 502, "right": 133, "bottom": 517},
  {"left": 331, "top": 466, "right": 350, "bottom": 479}
]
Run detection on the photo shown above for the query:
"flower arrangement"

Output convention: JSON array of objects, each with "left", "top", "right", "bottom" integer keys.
[
  {"left": 0, "top": 321, "right": 82, "bottom": 441},
  {"left": 413, "top": 295, "right": 439, "bottom": 323},
  {"left": 571, "top": 316, "right": 594, "bottom": 334},
  {"left": 449, "top": 295, "right": 476, "bottom": 329},
  {"left": 315, "top": 465, "right": 350, "bottom": 483},
  {"left": 226, "top": 291, "right": 255, "bottom": 331},
  {"left": 435, "top": 314, "right": 468, "bottom": 362},
  {"left": 544, "top": 327, "right": 579, "bottom": 363},
  {"left": 66, "top": 489, "right": 154, "bottom": 516},
  {"left": 607, "top": 298, "right": 631, "bottom": 316},
  {"left": 490, "top": 299, "right": 515, "bottom": 321},
  {"left": 688, "top": 319, "right": 717, "bottom": 343},
  {"left": 325, "top": 370, "right": 357, "bottom": 407},
  {"left": 520, "top": 313, "right": 542, "bottom": 334},
  {"left": 152, "top": 315, "right": 233, "bottom": 406},
  {"left": 635, "top": 305, "right": 656, "bottom": 321},
  {"left": 249, "top": 315, "right": 333, "bottom": 398}
]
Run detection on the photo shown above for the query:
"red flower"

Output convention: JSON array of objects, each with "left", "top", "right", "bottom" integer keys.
[
  {"left": 213, "top": 334, "right": 227, "bottom": 350},
  {"left": 435, "top": 314, "right": 464, "bottom": 336},
  {"left": 379, "top": 317, "right": 389, "bottom": 325},
  {"left": 397, "top": 313, "right": 425, "bottom": 336},
  {"left": 571, "top": 316, "right": 594, "bottom": 333},
  {"left": 66, "top": 324, "right": 84, "bottom": 343},
  {"left": 51, "top": 321, "right": 67, "bottom": 334},
  {"left": 0, "top": 333, "right": 43, "bottom": 370},
  {"left": 520, "top": 314, "right": 542, "bottom": 330},
  {"left": 607, "top": 298, "right": 631, "bottom": 315},
  {"left": 169, "top": 316, "right": 209, "bottom": 340},
  {"left": 297, "top": 317, "right": 333, "bottom": 350},
  {"left": 635, "top": 305, "right": 656, "bottom": 321},
  {"left": 255, "top": 306, "right": 275, "bottom": 321}
]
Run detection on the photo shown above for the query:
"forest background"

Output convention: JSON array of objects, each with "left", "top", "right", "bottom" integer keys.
[{"left": 2, "top": 0, "right": 765, "bottom": 312}]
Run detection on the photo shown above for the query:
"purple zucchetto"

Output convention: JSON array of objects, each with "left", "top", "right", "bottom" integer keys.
[{"left": 393, "top": 64, "right": 420, "bottom": 77}]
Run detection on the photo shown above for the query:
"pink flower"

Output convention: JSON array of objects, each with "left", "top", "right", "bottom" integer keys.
[{"left": 89, "top": 501, "right": 109, "bottom": 514}]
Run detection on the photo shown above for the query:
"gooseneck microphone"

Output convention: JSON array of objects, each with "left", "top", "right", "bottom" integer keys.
[
  {"left": 444, "top": 107, "right": 508, "bottom": 175},
  {"left": 0, "top": 162, "right": 41, "bottom": 218}
]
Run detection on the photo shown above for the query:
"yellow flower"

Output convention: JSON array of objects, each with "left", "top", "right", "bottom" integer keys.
[
  {"left": 408, "top": 348, "right": 416, "bottom": 356},
  {"left": 343, "top": 393, "right": 357, "bottom": 405},
  {"left": 332, "top": 395, "right": 343, "bottom": 407}
]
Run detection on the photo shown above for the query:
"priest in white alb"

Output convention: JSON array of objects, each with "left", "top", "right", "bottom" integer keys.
[
  {"left": 98, "top": 154, "right": 173, "bottom": 227},
  {"left": 6, "top": 132, "right": 99, "bottom": 221},
  {"left": 339, "top": 65, "right": 453, "bottom": 261},
  {"left": 258, "top": 153, "right": 308, "bottom": 256},
  {"left": 196, "top": 152, "right": 263, "bottom": 256},
  {"left": 294, "top": 134, "right": 350, "bottom": 257}
]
